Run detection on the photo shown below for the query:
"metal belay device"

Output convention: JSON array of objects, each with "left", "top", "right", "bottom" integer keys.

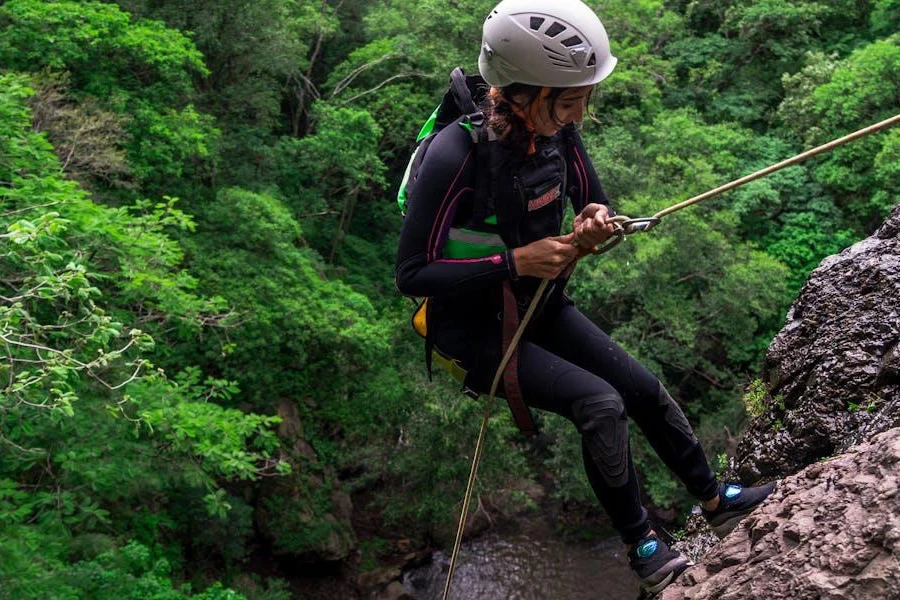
[{"left": 441, "top": 111, "right": 900, "bottom": 600}]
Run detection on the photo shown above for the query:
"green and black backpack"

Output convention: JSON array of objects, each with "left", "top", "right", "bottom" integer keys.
[
  {"left": 398, "top": 67, "right": 577, "bottom": 255},
  {"left": 397, "top": 67, "right": 491, "bottom": 217},
  {"left": 398, "top": 68, "right": 506, "bottom": 382},
  {"left": 398, "top": 68, "right": 575, "bottom": 408}
]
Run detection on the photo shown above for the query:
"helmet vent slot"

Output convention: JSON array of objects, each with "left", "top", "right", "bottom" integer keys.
[
  {"left": 561, "top": 35, "right": 582, "bottom": 48},
  {"left": 545, "top": 21, "right": 567, "bottom": 38},
  {"left": 543, "top": 45, "right": 565, "bottom": 58},
  {"left": 530, "top": 17, "right": 545, "bottom": 30},
  {"left": 587, "top": 53, "right": 596, "bottom": 66}
]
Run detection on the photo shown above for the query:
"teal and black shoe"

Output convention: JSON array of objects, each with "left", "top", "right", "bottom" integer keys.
[
  {"left": 702, "top": 481, "right": 777, "bottom": 538},
  {"left": 628, "top": 535, "right": 691, "bottom": 595}
]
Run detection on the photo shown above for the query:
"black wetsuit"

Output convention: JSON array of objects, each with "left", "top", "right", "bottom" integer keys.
[{"left": 395, "top": 120, "right": 718, "bottom": 544}]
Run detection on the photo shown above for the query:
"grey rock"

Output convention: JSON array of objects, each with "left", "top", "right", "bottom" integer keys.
[
  {"left": 662, "top": 428, "right": 900, "bottom": 600},
  {"left": 735, "top": 204, "right": 900, "bottom": 482},
  {"left": 373, "top": 581, "right": 414, "bottom": 600},
  {"left": 357, "top": 565, "right": 402, "bottom": 591},
  {"left": 668, "top": 206, "right": 900, "bottom": 600}
]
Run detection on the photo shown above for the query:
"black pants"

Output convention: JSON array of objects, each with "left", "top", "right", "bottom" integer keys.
[{"left": 466, "top": 302, "right": 719, "bottom": 544}]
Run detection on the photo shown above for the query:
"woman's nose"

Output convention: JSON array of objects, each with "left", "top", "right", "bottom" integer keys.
[{"left": 572, "top": 104, "right": 584, "bottom": 123}]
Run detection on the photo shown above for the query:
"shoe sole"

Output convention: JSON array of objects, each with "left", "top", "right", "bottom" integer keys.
[
  {"left": 640, "top": 556, "right": 691, "bottom": 594},
  {"left": 708, "top": 512, "right": 748, "bottom": 538}
]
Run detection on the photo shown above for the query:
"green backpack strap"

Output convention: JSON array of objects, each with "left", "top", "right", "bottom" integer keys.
[{"left": 397, "top": 68, "right": 488, "bottom": 215}]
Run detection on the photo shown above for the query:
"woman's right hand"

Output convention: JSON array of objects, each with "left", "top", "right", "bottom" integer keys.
[{"left": 512, "top": 233, "right": 579, "bottom": 279}]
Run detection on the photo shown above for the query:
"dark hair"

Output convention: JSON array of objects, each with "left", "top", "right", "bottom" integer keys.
[{"left": 482, "top": 83, "right": 591, "bottom": 153}]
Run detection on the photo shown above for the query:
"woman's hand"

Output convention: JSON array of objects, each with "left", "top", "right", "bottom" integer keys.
[
  {"left": 512, "top": 233, "right": 579, "bottom": 279},
  {"left": 574, "top": 203, "right": 616, "bottom": 249}
]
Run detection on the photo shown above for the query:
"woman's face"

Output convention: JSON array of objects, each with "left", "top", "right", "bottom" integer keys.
[{"left": 529, "top": 86, "right": 594, "bottom": 137}]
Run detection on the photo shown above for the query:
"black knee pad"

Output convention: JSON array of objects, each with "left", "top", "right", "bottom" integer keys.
[{"left": 574, "top": 392, "right": 629, "bottom": 487}]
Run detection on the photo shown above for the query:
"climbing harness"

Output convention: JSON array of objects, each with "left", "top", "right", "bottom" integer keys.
[{"left": 442, "top": 111, "right": 900, "bottom": 600}]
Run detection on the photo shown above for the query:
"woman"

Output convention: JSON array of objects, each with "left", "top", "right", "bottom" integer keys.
[{"left": 395, "top": 0, "right": 774, "bottom": 594}]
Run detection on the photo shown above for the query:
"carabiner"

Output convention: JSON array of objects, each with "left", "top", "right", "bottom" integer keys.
[
  {"left": 622, "top": 217, "right": 661, "bottom": 234},
  {"left": 592, "top": 222, "right": 626, "bottom": 255}
]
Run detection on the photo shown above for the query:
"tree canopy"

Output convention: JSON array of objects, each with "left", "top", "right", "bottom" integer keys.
[{"left": 1, "top": 0, "right": 897, "bottom": 596}]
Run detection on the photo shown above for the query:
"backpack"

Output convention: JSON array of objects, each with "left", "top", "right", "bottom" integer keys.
[
  {"left": 397, "top": 67, "right": 490, "bottom": 217},
  {"left": 398, "top": 68, "right": 575, "bottom": 434},
  {"left": 398, "top": 67, "right": 499, "bottom": 353}
]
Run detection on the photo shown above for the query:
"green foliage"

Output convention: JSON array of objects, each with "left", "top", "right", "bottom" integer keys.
[
  {"left": 575, "top": 112, "right": 791, "bottom": 380},
  {"left": 541, "top": 415, "right": 594, "bottom": 504},
  {"left": 581, "top": 1, "right": 686, "bottom": 124},
  {"left": 0, "top": 536, "right": 246, "bottom": 600},
  {"left": 136, "top": 368, "right": 287, "bottom": 482},
  {"left": 119, "top": 0, "right": 336, "bottom": 129},
  {"left": 1, "top": 0, "right": 895, "bottom": 591},
  {"left": 871, "top": 0, "right": 900, "bottom": 35},
  {"left": 358, "top": 536, "right": 391, "bottom": 571},
  {"left": 126, "top": 103, "right": 218, "bottom": 188},
  {"left": 0, "top": 0, "right": 218, "bottom": 198},
  {"left": 632, "top": 428, "right": 686, "bottom": 507},
  {"left": 722, "top": 0, "right": 831, "bottom": 64},
  {"left": 665, "top": 0, "right": 872, "bottom": 125},
  {"left": 780, "top": 35, "right": 900, "bottom": 229},
  {"left": 323, "top": 38, "right": 437, "bottom": 162},
  {"left": 743, "top": 378, "right": 769, "bottom": 418},
  {"left": 0, "top": 72, "right": 279, "bottom": 597},
  {"left": 181, "top": 187, "right": 389, "bottom": 412},
  {"left": 258, "top": 485, "right": 354, "bottom": 557},
  {"left": 848, "top": 393, "right": 882, "bottom": 413},
  {"left": 0, "top": 0, "right": 207, "bottom": 103},
  {"left": 276, "top": 103, "right": 387, "bottom": 260},
  {"left": 379, "top": 361, "right": 533, "bottom": 538}
]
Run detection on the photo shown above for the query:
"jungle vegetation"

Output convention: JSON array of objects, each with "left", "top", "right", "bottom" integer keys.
[{"left": 1, "top": 0, "right": 898, "bottom": 597}]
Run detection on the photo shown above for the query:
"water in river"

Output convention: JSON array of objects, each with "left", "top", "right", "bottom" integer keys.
[{"left": 402, "top": 525, "right": 640, "bottom": 600}]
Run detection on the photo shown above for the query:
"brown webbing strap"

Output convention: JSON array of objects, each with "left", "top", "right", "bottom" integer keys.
[{"left": 501, "top": 281, "right": 536, "bottom": 435}]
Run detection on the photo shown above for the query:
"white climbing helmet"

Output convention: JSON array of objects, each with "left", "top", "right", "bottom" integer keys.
[{"left": 478, "top": 0, "right": 618, "bottom": 88}]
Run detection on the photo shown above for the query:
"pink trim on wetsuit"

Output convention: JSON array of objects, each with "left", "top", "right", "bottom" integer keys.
[
  {"left": 435, "top": 254, "right": 504, "bottom": 265},
  {"left": 431, "top": 186, "right": 474, "bottom": 261},
  {"left": 574, "top": 146, "right": 589, "bottom": 210},
  {"left": 427, "top": 150, "right": 473, "bottom": 262}
]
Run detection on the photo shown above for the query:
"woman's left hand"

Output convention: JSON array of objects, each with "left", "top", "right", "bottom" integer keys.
[{"left": 573, "top": 203, "right": 616, "bottom": 250}]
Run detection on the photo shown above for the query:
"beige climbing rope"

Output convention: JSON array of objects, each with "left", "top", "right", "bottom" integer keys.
[{"left": 441, "top": 112, "right": 900, "bottom": 600}]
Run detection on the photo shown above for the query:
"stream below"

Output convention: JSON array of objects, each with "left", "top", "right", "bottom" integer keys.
[{"left": 401, "top": 521, "right": 640, "bottom": 600}]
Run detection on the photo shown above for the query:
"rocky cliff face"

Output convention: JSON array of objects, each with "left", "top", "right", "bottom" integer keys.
[
  {"left": 737, "top": 204, "right": 900, "bottom": 480},
  {"left": 663, "top": 205, "right": 900, "bottom": 600},
  {"left": 663, "top": 428, "right": 900, "bottom": 600}
]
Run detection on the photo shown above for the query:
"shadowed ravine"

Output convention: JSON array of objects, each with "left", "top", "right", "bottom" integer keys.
[{"left": 403, "top": 525, "right": 639, "bottom": 599}]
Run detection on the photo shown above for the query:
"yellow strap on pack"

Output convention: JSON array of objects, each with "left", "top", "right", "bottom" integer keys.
[
  {"left": 412, "top": 298, "right": 428, "bottom": 338},
  {"left": 411, "top": 298, "right": 469, "bottom": 383},
  {"left": 432, "top": 348, "right": 468, "bottom": 384}
]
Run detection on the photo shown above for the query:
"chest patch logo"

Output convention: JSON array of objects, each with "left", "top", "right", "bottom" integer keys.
[{"left": 527, "top": 184, "right": 561, "bottom": 212}]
